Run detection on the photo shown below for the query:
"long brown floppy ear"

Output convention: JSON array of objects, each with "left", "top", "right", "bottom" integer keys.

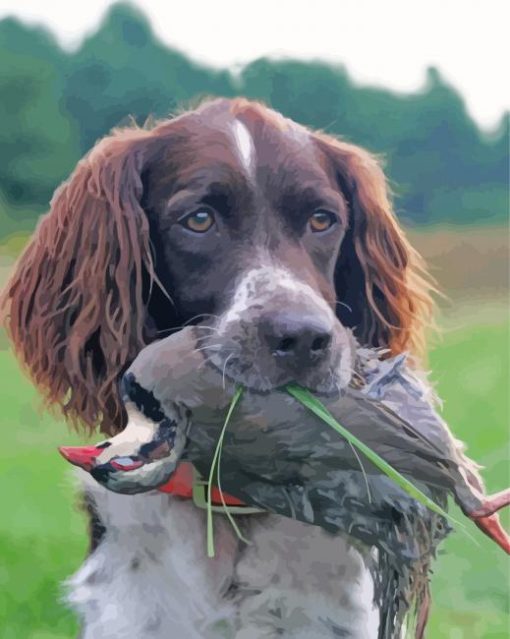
[
  {"left": 315, "top": 134, "right": 436, "bottom": 359},
  {"left": 1, "top": 128, "right": 157, "bottom": 435}
]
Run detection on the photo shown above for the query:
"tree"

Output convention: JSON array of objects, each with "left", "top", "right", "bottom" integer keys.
[{"left": 0, "top": 18, "right": 79, "bottom": 228}]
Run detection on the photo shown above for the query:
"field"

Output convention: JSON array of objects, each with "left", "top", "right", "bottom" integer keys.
[{"left": 0, "top": 230, "right": 509, "bottom": 639}]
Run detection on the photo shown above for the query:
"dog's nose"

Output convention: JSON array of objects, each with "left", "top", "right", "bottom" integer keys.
[{"left": 260, "top": 311, "right": 332, "bottom": 366}]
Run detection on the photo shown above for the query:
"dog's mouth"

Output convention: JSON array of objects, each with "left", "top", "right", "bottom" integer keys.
[{"left": 202, "top": 340, "right": 354, "bottom": 397}]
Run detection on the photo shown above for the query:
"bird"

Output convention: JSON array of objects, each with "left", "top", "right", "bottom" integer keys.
[{"left": 60, "top": 326, "right": 510, "bottom": 639}]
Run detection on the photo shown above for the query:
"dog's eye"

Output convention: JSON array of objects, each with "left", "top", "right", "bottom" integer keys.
[
  {"left": 180, "top": 209, "right": 215, "bottom": 233},
  {"left": 308, "top": 210, "right": 337, "bottom": 233}
]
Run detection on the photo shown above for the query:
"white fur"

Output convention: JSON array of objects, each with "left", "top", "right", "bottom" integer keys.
[
  {"left": 219, "top": 262, "right": 336, "bottom": 332},
  {"left": 66, "top": 471, "right": 238, "bottom": 639},
  {"left": 231, "top": 120, "right": 256, "bottom": 177},
  {"left": 67, "top": 471, "right": 379, "bottom": 638}
]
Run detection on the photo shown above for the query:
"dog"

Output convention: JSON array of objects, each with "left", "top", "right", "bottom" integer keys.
[{"left": 2, "top": 98, "right": 435, "bottom": 638}]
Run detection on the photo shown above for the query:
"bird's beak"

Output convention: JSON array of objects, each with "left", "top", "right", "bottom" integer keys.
[
  {"left": 473, "top": 513, "right": 510, "bottom": 554},
  {"left": 468, "top": 488, "right": 510, "bottom": 554},
  {"left": 58, "top": 445, "right": 103, "bottom": 471}
]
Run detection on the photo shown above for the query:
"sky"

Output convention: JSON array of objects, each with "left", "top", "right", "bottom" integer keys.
[{"left": 1, "top": 0, "right": 509, "bottom": 130}]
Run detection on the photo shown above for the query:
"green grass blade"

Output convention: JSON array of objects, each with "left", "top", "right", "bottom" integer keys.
[
  {"left": 215, "top": 402, "right": 252, "bottom": 547},
  {"left": 286, "top": 384, "right": 464, "bottom": 528},
  {"left": 206, "top": 385, "right": 244, "bottom": 558}
]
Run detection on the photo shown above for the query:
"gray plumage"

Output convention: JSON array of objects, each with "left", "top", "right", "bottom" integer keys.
[{"left": 61, "top": 326, "right": 509, "bottom": 639}]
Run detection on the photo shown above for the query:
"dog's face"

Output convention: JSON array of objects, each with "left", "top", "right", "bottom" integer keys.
[
  {"left": 143, "top": 105, "right": 353, "bottom": 392},
  {"left": 3, "top": 97, "right": 433, "bottom": 434}
]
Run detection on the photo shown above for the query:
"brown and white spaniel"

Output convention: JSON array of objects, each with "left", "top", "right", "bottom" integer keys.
[{"left": 2, "top": 98, "right": 435, "bottom": 639}]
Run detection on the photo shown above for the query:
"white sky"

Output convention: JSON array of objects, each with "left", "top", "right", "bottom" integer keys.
[{"left": 1, "top": 0, "right": 509, "bottom": 130}]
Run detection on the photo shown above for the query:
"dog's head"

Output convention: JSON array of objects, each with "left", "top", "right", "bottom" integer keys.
[{"left": 2, "top": 98, "right": 434, "bottom": 434}]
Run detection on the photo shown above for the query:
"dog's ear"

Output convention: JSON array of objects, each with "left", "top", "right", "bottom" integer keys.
[
  {"left": 1, "top": 129, "right": 158, "bottom": 435},
  {"left": 315, "top": 134, "right": 436, "bottom": 358}
]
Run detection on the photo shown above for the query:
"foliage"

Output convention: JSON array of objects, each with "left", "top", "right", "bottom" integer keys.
[
  {"left": 0, "top": 300, "right": 508, "bottom": 638},
  {"left": 0, "top": 19, "right": 80, "bottom": 232},
  {"left": 0, "top": 2, "right": 508, "bottom": 237}
]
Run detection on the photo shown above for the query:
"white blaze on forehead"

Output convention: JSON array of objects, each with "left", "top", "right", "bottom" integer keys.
[{"left": 231, "top": 119, "right": 255, "bottom": 177}]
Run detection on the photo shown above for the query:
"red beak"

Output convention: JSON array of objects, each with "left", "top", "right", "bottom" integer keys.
[
  {"left": 465, "top": 488, "right": 510, "bottom": 554},
  {"left": 58, "top": 445, "right": 103, "bottom": 471},
  {"left": 470, "top": 488, "right": 510, "bottom": 519},
  {"left": 473, "top": 513, "right": 510, "bottom": 555}
]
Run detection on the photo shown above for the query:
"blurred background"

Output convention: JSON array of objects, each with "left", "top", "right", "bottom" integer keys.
[{"left": 0, "top": 2, "right": 508, "bottom": 638}]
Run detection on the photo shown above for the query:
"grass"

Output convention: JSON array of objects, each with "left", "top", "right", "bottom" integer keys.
[
  {"left": 0, "top": 302, "right": 508, "bottom": 639},
  {"left": 424, "top": 313, "right": 510, "bottom": 639},
  {"left": 206, "top": 385, "right": 246, "bottom": 556},
  {"left": 0, "top": 340, "right": 86, "bottom": 639}
]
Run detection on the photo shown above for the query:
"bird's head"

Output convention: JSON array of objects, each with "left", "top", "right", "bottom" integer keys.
[{"left": 59, "top": 398, "right": 190, "bottom": 494}]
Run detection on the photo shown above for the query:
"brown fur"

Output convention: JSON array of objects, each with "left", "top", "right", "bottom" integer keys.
[{"left": 1, "top": 98, "right": 436, "bottom": 436}]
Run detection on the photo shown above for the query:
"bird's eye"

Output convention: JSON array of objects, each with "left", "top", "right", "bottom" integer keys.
[
  {"left": 308, "top": 210, "right": 337, "bottom": 233},
  {"left": 180, "top": 209, "right": 215, "bottom": 233}
]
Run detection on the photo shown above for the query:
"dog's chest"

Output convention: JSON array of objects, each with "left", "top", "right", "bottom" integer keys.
[
  {"left": 233, "top": 514, "right": 379, "bottom": 638},
  {"left": 67, "top": 473, "right": 379, "bottom": 638}
]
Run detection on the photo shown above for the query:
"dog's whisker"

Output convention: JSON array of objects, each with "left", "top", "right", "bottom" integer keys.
[
  {"left": 222, "top": 353, "right": 235, "bottom": 390},
  {"left": 195, "top": 331, "right": 222, "bottom": 343},
  {"left": 151, "top": 272, "right": 176, "bottom": 307},
  {"left": 193, "top": 344, "right": 223, "bottom": 354},
  {"left": 191, "top": 327, "right": 220, "bottom": 336},
  {"left": 196, "top": 335, "right": 240, "bottom": 353},
  {"left": 335, "top": 301, "right": 353, "bottom": 314},
  {"left": 198, "top": 349, "right": 235, "bottom": 370},
  {"left": 183, "top": 313, "right": 221, "bottom": 327},
  {"left": 154, "top": 326, "right": 180, "bottom": 336},
  {"left": 156, "top": 325, "right": 219, "bottom": 336}
]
